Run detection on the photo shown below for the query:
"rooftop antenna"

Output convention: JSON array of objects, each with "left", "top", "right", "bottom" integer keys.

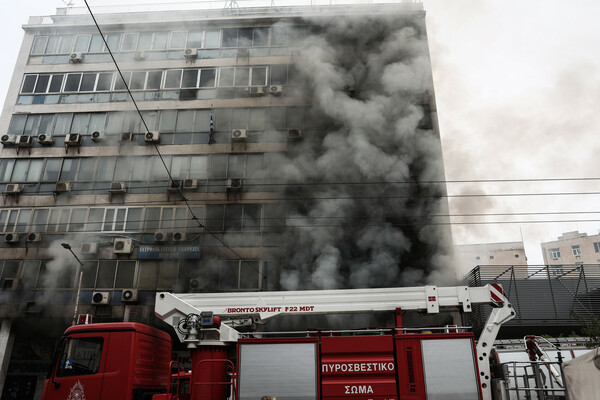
[{"left": 62, "top": 0, "right": 75, "bottom": 7}]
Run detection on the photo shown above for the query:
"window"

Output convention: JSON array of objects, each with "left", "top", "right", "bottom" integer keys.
[
  {"left": 572, "top": 245, "right": 581, "bottom": 257},
  {"left": 514, "top": 254, "right": 519, "bottom": 258},
  {"left": 56, "top": 337, "right": 103, "bottom": 377},
  {"left": 549, "top": 248, "right": 561, "bottom": 259},
  {"left": 594, "top": 242, "right": 600, "bottom": 253},
  {"left": 489, "top": 255, "right": 494, "bottom": 260}
]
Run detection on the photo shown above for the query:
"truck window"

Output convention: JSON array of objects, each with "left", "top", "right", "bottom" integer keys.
[{"left": 56, "top": 337, "right": 103, "bottom": 377}]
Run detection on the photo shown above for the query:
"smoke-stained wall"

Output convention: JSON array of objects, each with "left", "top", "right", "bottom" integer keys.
[{"left": 275, "top": 12, "right": 454, "bottom": 290}]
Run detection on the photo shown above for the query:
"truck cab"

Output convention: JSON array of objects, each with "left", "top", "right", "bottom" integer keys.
[{"left": 41, "top": 322, "right": 172, "bottom": 400}]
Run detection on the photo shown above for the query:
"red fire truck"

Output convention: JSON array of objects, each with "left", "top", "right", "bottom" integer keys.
[{"left": 40, "top": 284, "right": 516, "bottom": 400}]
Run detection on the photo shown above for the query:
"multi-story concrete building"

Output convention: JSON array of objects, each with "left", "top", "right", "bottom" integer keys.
[
  {"left": 454, "top": 241, "right": 528, "bottom": 278},
  {"left": 541, "top": 231, "right": 600, "bottom": 275},
  {"left": 0, "top": 2, "right": 451, "bottom": 397}
]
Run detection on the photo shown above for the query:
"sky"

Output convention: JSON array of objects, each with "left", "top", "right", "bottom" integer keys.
[{"left": 1, "top": 0, "right": 600, "bottom": 267}]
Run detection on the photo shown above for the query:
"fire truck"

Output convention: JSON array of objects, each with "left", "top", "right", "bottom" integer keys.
[{"left": 40, "top": 284, "right": 517, "bottom": 400}]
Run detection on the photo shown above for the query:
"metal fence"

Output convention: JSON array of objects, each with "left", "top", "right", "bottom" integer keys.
[{"left": 464, "top": 264, "right": 600, "bottom": 330}]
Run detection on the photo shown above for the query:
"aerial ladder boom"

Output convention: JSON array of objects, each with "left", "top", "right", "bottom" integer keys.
[{"left": 155, "top": 284, "right": 515, "bottom": 400}]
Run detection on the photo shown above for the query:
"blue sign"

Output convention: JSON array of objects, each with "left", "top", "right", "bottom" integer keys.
[{"left": 138, "top": 244, "right": 201, "bottom": 259}]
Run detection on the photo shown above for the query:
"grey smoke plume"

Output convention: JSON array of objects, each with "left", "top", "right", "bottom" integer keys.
[{"left": 277, "top": 12, "right": 455, "bottom": 290}]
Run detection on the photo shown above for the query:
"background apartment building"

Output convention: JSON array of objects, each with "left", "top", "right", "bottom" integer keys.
[
  {"left": 0, "top": 2, "right": 451, "bottom": 398},
  {"left": 454, "top": 241, "right": 528, "bottom": 278},
  {"left": 541, "top": 231, "right": 600, "bottom": 275}
]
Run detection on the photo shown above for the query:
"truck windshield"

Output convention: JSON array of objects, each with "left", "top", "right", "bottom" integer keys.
[{"left": 56, "top": 337, "right": 103, "bottom": 377}]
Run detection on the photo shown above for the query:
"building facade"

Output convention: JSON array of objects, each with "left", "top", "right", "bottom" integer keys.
[
  {"left": 0, "top": 2, "right": 451, "bottom": 398},
  {"left": 454, "top": 241, "right": 528, "bottom": 278},
  {"left": 541, "top": 231, "right": 600, "bottom": 276}
]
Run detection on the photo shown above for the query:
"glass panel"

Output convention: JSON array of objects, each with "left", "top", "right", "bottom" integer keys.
[
  {"left": 32, "top": 36, "right": 48, "bottom": 54},
  {"left": 190, "top": 155, "right": 208, "bottom": 179},
  {"left": 214, "top": 108, "right": 231, "bottom": 131},
  {"left": 122, "top": 33, "right": 138, "bottom": 51},
  {"left": 271, "top": 26, "right": 288, "bottom": 46},
  {"left": 205, "top": 205, "right": 224, "bottom": 231},
  {"left": 64, "top": 74, "right": 82, "bottom": 92},
  {"left": 249, "top": 108, "right": 266, "bottom": 131},
  {"left": 96, "top": 260, "right": 116, "bottom": 288},
  {"left": 106, "top": 34, "right": 121, "bottom": 51},
  {"left": 89, "top": 35, "right": 104, "bottom": 52},
  {"left": 145, "top": 207, "right": 161, "bottom": 230},
  {"left": 253, "top": 28, "right": 269, "bottom": 46},
  {"left": 209, "top": 154, "right": 227, "bottom": 179},
  {"left": 194, "top": 110, "right": 211, "bottom": 132},
  {"left": 11, "top": 160, "right": 29, "bottom": 182},
  {"left": 54, "top": 114, "right": 73, "bottom": 134},
  {"left": 187, "top": 31, "right": 203, "bottom": 48},
  {"left": 103, "top": 209, "right": 115, "bottom": 231},
  {"left": 60, "top": 158, "right": 78, "bottom": 181},
  {"left": 114, "top": 72, "right": 131, "bottom": 91},
  {"left": 238, "top": 28, "right": 253, "bottom": 48},
  {"left": 147, "top": 71, "right": 162, "bottom": 90},
  {"left": 70, "top": 114, "right": 88, "bottom": 134},
  {"left": 0, "top": 160, "right": 14, "bottom": 182},
  {"left": 81, "top": 262, "right": 97, "bottom": 288},
  {"left": 251, "top": 67, "right": 267, "bottom": 86},
  {"left": 137, "top": 33, "right": 153, "bottom": 51},
  {"left": 225, "top": 204, "right": 243, "bottom": 231},
  {"left": 23, "top": 115, "right": 40, "bottom": 135},
  {"left": 234, "top": 68, "right": 249, "bottom": 87},
  {"left": 21, "top": 260, "right": 40, "bottom": 289},
  {"left": 171, "top": 156, "right": 188, "bottom": 179},
  {"left": 42, "top": 159, "right": 62, "bottom": 182},
  {"left": 80, "top": 74, "right": 97, "bottom": 92},
  {"left": 169, "top": 31, "right": 187, "bottom": 49},
  {"left": 46, "top": 36, "right": 60, "bottom": 54},
  {"left": 115, "top": 261, "right": 135, "bottom": 287},
  {"left": 77, "top": 158, "right": 96, "bottom": 181},
  {"left": 182, "top": 70, "right": 198, "bottom": 88},
  {"left": 49, "top": 74, "right": 64, "bottom": 92},
  {"left": 31, "top": 209, "right": 49, "bottom": 232},
  {"left": 175, "top": 110, "right": 194, "bottom": 133},
  {"left": 86, "top": 208, "right": 103, "bottom": 231},
  {"left": 138, "top": 261, "right": 158, "bottom": 290},
  {"left": 131, "top": 157, "right": 148, "bottom": 181},
  {"left": 126, "top": 208, "right": 142, "bottom": 230},
  {"left": 89, "top": 114, "right": 106, "bottom": 133},
  {"left": 218, "top": 68, "right": 234, "bottom": 87},
  {"left": 220, "top": 261, "right": 238, "bottom": 289},
  {"left": 115, "top": 209, "right": 126, "bottom": 231},
  {"left": 153, "top": 32, "right": 168, "bottom": 50},
  {"left": 22, "top": 76, "right": 37, "bottom": 93},
  {"left": 165, "top": 70, "right": 182, "bottom": 88},
  {"left": 39, "top": 115, "right": 55, "bottom": 134},
  {"left": 130, "top": 72, "right": 146, "bottom": 90},
  {"left": 174, "top": 207, "right": 187, "bottom": 230},
  {"left": 187, "top": 206, "right": 203, "bottom": 229},
  {"left": 199, "top": 69, "right": 216, "bottom": 87},
  {"left": 150, "top": 156, "right": 170, "bottom": 180},
  {"left": 58, "top": 35, "right": 74, "bottom": 53},
  {"left": 96, "top": 157, "right": 116, "bottom": 181},
  {"left": 56, "top": 337, "right": 103, "bottom": 377},
  {"left": 240, "top": 261, "right": 260, "bottom": 289},
  {"left": 227, "top": 154, "right": 244, "bottom": 178},
  {"left": 9, "top": 115, "right": 27, "bottom": 135},
  {"left": 158, "top": 110, "right": 177, "bottom": 132},
  {"left": 204, "top": 30, "right": 220, "bottom": 48},
  {"left": 26, "top": 159, "right": 43, "bottom": 182},
  {"left": 69, "top": 208, "right": 87, "bottom": 232},
  {"left": 243, "top": 204, "right": 261, "bottom": 231},
  {"left": 34, "top": 75, "right": 50, "bottom": 93},
  {"left": 113, "top": 157, "right": 133, "bottom": 181},
  {"left": 96, "top": 73, "right": 113, "bottom": 91},
  {"left": 74, "top": 35, "right": 91, "bottom": 52}
]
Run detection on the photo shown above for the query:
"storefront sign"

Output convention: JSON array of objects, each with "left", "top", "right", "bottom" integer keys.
[{"left": 138, "top": 244, "right": 201, "bottom": 259}]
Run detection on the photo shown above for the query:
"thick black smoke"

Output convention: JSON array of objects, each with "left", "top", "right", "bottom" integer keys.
[{"left": 276, "top": 12, "right": 454, "bottom": 290}]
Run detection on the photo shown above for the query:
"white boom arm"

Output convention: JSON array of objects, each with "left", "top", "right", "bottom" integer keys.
[{"left": 155, "top": 284, "right": 515, "bottom": 400}]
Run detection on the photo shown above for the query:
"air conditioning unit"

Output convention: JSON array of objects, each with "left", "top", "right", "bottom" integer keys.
[
  {"left": 120, "top": 132, "right": 133, "bottom": 142},
  {"left": 247, "top": 86, "right": 266, "bottom": 96},
  {"left": 38, "top": 134, "right": 55, "bottom": 145},
  {"left": 109, "top": 182, "right": 126, "bottom": 194},
  {"left": 55, "top": 181, "right": 71, "bottom": 193},
  {"left": 26, "top": 232, "right": 42, "bottom": 242},
  {"left": 269, "top": 85, "right": 283, "bottom": 95},
  {"left": 16, "top": 135, "right": 32, "bottom": 147},
  {"left": 287, "top": 129, "right": 303, "bottom": 140},
  {"left": 168, "top": 180, "right": 181, "bottom": 192},
  {"left": 4, "top": 233, "right": 19, "bottom": 243},
  {"left": 182, "top": 179, "right": 198, "bottom": 189},
  {"left": 134, "top": 51, "right": 146, "bottom": 61},
  {"left": 231, "top": 129, "right": 248, "bottom": 141},
  {"left": 227, "top": 178, "right": 243, "bottom": 191},
  {"left": 1, "top": 135, "right": 16, "bottom": 145},
  {"left": 81, "top": 242, "right": 98, "bottom": 256},
  {"left": 69, "top": 52, "right": 83, "bottom": 63},
  {"left": 91, "top": 291, "right": 111, "bottom": 305},
  {"left": 5, "top": 184, "right": 20, "bottom": 194},
  {"left": 65, "top": 133, "right": 81, "bottom": 146},
  {"left": 121, "top": 289, "right": 139, "bottom": 303},
  {"left": 91, "top": 131, "right": 106, "bottom": 142},
  {"left": 184, "top": 48, "right": 198, "bottom": 59},
  {"left": 172, "top": 232, "right": 186, "bottom": 242},
  {"left": 144, "top": 131, "right": 160, "bottom": 143},
  {"left": 113, "top": 238, "right": 133, "bottom": 254},
  {"left": 154, "top": 231, "right": 168, "bottom": 242}
]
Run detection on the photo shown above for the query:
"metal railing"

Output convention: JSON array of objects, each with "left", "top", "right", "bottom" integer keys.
[{"left": 495, "top": 360, "right": 566, "bottom": 400}]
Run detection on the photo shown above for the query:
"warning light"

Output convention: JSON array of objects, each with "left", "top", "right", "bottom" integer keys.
[{"left": 78, "top": 314, "right": 93, "bottom": 325}]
